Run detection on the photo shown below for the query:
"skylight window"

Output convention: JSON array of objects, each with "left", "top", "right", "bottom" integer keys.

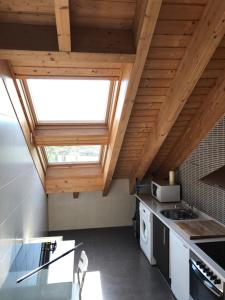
[
  {"left": 26, "top": 79, "right": 110, "bottom": 123},
  {"left": 45, "top": 145, "right": 101, "bottom": 164}
]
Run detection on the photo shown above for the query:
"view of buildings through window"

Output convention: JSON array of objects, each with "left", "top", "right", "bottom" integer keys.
[{"left": 45, "top": 145, "right": 101, "bottom": 163}]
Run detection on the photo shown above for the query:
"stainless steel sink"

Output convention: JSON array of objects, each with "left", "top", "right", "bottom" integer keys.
[{"left": 160, "top": 208, "right": 198, "bottom": 220}]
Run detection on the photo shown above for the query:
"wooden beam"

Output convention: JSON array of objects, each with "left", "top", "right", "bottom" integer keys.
[
  {"left": 129, "top": 0, "right": 225, "bottom": 193},
  {"left": 34, "top": 127, "right": 109, "bottom": 146},
  {"left": 46, "top": 165, "right": 103, "bottom": 193},
  {"left": 54, "top": 0, "right": 71, "bottom": 51},
  {"left": 156, "top": 70, "right": 225, "bottom": 177},
  {"left": 0, "top": 60, "right": 46, "bottom": 186},
  {"left": 133, "top": 0, "right": 147, "bottom": 48},
  {"left": 13, "top": 66, "right": 121, "bottom": 78},
  {"left": 73, "top": 192, "right": 79, "bottom": 199},
  {"left": 102, "top": 0, "right": 162, "bottom": 196},
  {"left": 0, "top": 50, "right": 135, "bottom": 68}
]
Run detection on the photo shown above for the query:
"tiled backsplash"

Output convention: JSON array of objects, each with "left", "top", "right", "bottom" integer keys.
[
  {"left": 179, "top": 116, "right": 225, "bottom": 224},
  {"left": 0, "top": 79, "right": 48, "bottom": 287}
]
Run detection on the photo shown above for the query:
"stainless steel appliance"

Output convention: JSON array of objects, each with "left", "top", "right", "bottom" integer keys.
[
  {"left": 151, "top": 180, "right": 180, "bottom": 203},
  {"left": 190, "top": 251, "right": 224, "bottom": 299}
]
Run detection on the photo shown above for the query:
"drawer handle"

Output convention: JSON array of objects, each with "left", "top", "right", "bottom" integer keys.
[{"left": 163, "top": 227, "right": 166, "bottom": 245}]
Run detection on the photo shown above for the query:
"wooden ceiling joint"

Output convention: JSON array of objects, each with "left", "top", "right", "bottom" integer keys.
[
  {"left": 73, "top": 192, "right": 79, "bottom": 199},
  {"left": 54, "top": 0, "right": 71, "bottom": 52},
  {"left": 0, "top": 50, "right": 135, "bottom": 68}
]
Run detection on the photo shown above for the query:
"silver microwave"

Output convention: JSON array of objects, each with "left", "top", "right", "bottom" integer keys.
[{"left": 151, "top": 180, "right": 180, "bottom": 203}]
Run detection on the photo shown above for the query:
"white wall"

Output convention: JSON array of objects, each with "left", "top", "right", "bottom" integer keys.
[
  {"left": 0, "top": 79, "right": 48, "bottom": 287},
  {"left": 48, "top": 179, "right": 135, "bottom": 231}
]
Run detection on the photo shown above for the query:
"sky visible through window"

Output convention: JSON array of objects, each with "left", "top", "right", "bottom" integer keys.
[
  {"left": 27, "top": 79, "right": 110, "bottom": 123},
  {"left": 45, "top": 145, "right": 101, "bottom": 163}
]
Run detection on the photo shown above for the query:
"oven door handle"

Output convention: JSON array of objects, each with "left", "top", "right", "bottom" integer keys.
[{"left": 191, "top": 262, "right": 223, "bottom": 298}]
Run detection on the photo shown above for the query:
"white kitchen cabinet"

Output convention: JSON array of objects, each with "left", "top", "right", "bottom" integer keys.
[{"left": 170, "top": 231, "right": 190, "bottom": 300}]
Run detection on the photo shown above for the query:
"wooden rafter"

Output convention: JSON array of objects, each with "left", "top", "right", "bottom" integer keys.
[
  {"left": 102, "top": 0, "right": 163, "bottom": 196},
  {"left": 0, "top": 50, "right": 135, "bottom": 68},
  {"left": 156, "top": 70, "right": 225, "bottom": 177},
  {"left": 73, "top": 192, "right": 79, "bottom": 199},
  {"left": 129, "top": 0, "right": 225, "bottom": 193},
  {"left": 13, "top": 66, "right": 121, "bottom": 78},
  {"left": 54, "top": 0, "right": 71, "bottom": 52}
]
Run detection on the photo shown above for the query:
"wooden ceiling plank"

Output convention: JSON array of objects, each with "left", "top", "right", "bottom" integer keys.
[
  {"left": 54, "top": 0, "right": 71, "bottom": 52},
  {"left": 102, "top": 0, "right": 163, "bottom": 196},
  {"left": 0, "top": 0, "right": 135, "bottom": 30},
  {"left": 157, "top": 70, "right": 225, "bottom": 177},
  {"left": 129, "top": 0, "right": 225, "bottom": 193}
]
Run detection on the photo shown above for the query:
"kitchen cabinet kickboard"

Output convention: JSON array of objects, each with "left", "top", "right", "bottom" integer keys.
[{"left": 175, "top": 220, "right": 225, "bottom": 240}]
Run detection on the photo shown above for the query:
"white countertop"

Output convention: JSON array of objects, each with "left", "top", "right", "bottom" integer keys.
[{"left": 136, "top": 193, "right": 225, "bottom": 281}]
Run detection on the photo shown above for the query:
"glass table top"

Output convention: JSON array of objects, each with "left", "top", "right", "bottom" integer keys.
[{"left": 0, "top": 240, "right": 75, "bottom": 300}]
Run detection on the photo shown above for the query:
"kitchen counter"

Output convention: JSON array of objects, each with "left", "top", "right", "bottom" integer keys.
[{"left": 136, "top": 193, "right": 225, "bottom": 281}]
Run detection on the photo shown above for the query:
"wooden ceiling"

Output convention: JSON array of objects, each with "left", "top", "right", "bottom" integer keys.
[
  {"left": 114, "top": 0, "right": 225, "bottom": 193},
  {"left": 1, "top": 0, "right": 225, "bottom": 195},
  {"left": 0, "top": 0, "right": 136, "bottom": 29},
  {"left": 115, "top": 0, "right": 207, "bottom": 179}
]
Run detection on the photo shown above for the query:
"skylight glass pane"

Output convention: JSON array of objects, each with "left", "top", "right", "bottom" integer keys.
[
  {"left": 45, "top": 146, "right": 101, "bottom": 163},
  {"left": 27, "top": 79, "right": 110, "bottom": 123}
]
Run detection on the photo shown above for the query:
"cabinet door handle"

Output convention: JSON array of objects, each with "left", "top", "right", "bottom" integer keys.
[{"left": 163, "top": 227, "right": 166, "bottom": 245}]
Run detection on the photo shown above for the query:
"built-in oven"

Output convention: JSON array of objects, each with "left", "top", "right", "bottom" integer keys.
[{"left": 190, "top": 252, "right": 224, "bottom": 300}]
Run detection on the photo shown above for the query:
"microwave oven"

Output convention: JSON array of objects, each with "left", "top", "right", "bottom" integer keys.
[{"left": 151, "top": 180, "right": 180, "bottom": 203}]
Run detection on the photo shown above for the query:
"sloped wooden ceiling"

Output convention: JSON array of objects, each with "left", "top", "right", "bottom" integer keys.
[
  {"left": 1, "top": 0, "right": 225, "bottom": 195},
  {"left": 151, "top": 36, "right": 225, "bottom": 177},
  {"left": 0, "top": 0, "right": 163, "bottom": 195},
  {"left": 114, "top": 0, "right": 225, "bottom": 194},
  {"left": 114, "top": 0, "right": 208, "bottom": 178}
]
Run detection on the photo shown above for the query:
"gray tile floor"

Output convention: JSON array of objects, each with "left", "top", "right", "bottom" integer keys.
[{"left": 49, "top": 227, "right": 175, "bottom": 300}]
